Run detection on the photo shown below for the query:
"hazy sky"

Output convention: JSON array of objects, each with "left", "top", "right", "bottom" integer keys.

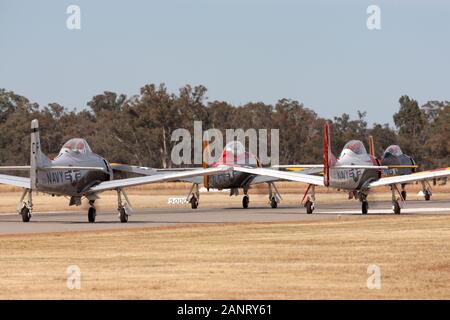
[{"left": 1, "top": 0, "right": 449, "bottom": 125}]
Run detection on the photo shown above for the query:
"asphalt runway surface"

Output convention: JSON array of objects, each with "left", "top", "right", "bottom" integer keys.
[{"left": 1, "top": 200, "right": 450, "bottom": 235}]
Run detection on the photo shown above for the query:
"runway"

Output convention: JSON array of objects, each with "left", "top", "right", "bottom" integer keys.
[{"left": 1, "top": 200, "right": 450, "bottom": 235}]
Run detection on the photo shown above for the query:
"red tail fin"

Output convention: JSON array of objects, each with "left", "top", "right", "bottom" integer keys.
[{"left": 323, "top": 123, "right": 331, "bottom": 187}]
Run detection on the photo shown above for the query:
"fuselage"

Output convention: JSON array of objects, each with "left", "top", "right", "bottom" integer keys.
[
  {"left": 207, "top": 141, "right": 259, "bottom": 189},
  {"left": 36, "top": 139, "right": 112, "bottom": 196},
  {"left": 328, "top": 140, "right": 380, "bottom": 191}
]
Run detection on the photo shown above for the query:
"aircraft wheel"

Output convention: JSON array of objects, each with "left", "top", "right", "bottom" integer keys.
[
  {"left": 362, "top": 201, "right": 369, "bottom": 215},
  {"left": 393, "top": 201, "right": 401, "bottom": 215},
  {"left": 20, "top": 207, "right": 31, "bottom": 222},
  {"left": 305, "top": 200, "right": 314, "bottom": 214},
  {"left": 270, "top": 197, "right": 278, "bottom": 208},
  {"left": 119, "top": 207, "right": 128, "bottom": 223},
  {"left": 190, "top": 196, "right": 198, "bottom": 209},
  {"left": 401, "top": 191, "right": 407, "bottom": 201},
  {"left": 424, "top": 191, "right": 431, "bottom": 201},
  {"left": 88, "top": 207, "right": 96, "bottom": 223},
  {"left": 242, "top": 195, "right": 249, "bottom": 209}
]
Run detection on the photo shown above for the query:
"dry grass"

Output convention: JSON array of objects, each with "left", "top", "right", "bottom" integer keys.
[{"left": 0, "top": 215, "right": 450, "bottom": 299}]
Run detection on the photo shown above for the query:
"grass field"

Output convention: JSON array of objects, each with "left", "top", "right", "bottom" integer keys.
[{"left": 1, "top": 215, "right": 450, "bottom": 299}]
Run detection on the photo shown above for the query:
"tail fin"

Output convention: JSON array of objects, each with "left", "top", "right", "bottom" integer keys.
[
  {"left": 30, "top": 119, "right": 51, "bottom": 189},
  {"left": 323, "top": 123, "right": 332, "bottom": 187},
  {"left": 202, "top": 133, "right": 210, "bottom": 189},
  {"left": 368, "top": 135, "right": 375, "bottom": 157}
]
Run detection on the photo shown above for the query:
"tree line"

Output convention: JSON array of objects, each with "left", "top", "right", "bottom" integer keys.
[{"left": 0, "top": 85, "right": 448, "bottom": 169}]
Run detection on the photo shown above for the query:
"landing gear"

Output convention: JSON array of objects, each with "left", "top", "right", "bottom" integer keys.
[
  {"left": 88, "top": 200, "right": 96, "bottom": 223},
  {"left": 190, "top": 196, "right": 199, "bottom": 209},
  {"left": 270, "top": 197, "right": 278, "bottom": 208},
  {"left": 401, "top": 191, "right": 407, "bottom": 201},
  {"left": 305, "top": 200, "right": 314, "bottom": 214},
  {"left": 116, "top": 189, "right": 132, "bottom": 223},
  {"left": 268, "top": 182, "right": 281, "bottom": 209},
  {"left": 241, "top": 188, "right": 250, "bottom": 209},
  {"left": 361, "top": 201, "right": 369, "bottom": 215},
  {"left": 393, "top": 200, "right": 401, "bottom": 215},
  {"left": 391, "top": 184, "right": 402, "bottom": 215},
  {"left": 119, "top": 207, "right": 128, "bottom": 223},
  {"left": 400, "top": 184, "right": 407, "bottom": 201},
  {"left": 242, "top": 195, "right": 249, "bottom": 209},
  {"left": 186, "top": 183, "right": 200, "bottom": 209},
  {"left": 17, "top": 189, "right": 33, "bottom": 222},
  {"left": 20, "top": 206, "right": 31, "bottom": 222},
  {"left": 358, "top": 191, "right": 369, "bottom": 214},
  {"left": 302, "top": 184, "right": 316, "bottom": 214},
  {"left": 421, "top": 181, "right": 432, "bottom": 201}
]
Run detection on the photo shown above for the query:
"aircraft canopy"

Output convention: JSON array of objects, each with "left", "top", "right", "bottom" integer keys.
[
  {"left": 383, "top": 145, "right": 403, "bottom": 157},
  {"left": 341, "top": 140, "right": 367, "bottom": 156},
  {"left": 60, "top": 138, "right": 93, "bottom": 154}
]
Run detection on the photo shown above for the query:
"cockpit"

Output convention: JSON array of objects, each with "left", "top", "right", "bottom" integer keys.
[
  {"left": 59, "top": 138, "right": 93, "bottom": 155},
  {"left": 340, "top": 140, "right": 367, "bottom": 157},
  {"left": 383, "top": 145, "right": 403, "bottom": 157},
  {"left": 221, "top": 140, "right": 257, "bottom": 166},
  {"left": 224, "top": 141, "right": 246, "bottom": 156}
]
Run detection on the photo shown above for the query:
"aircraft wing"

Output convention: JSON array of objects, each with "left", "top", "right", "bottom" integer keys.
[
  {"left": 368, "top": 167, "right": 450, "bottom": 188},
  {"left": 0, "top": 174, "right": 31, "bottom": 188},
  {"left": 0, "top": 166, "right": 31, "bottom": 171},
  {"left": 274, "top": 164, "right": 417, "bottom": 170},
  {"left": 0, "top": 165, "right": 106, "bottom": 172},
  {"left": 88, "top": 166, "right": 231, "bottom": 193},
  {"left": 232, "top": 167, "right": 324, "bottom": 186}
]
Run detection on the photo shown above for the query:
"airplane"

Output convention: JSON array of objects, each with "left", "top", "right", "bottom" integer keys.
[
  {"left": 377, "top": 143, "right": 433, "bottom": 201},
  {"left": 228, "top": 123, "right": 450, "bottom": 215},
  {"left": 0, "top": 119, "right": 231, "bottom": 223},
  {"left": 150, "top": 139, "right": 287, "bottom": 210}
]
